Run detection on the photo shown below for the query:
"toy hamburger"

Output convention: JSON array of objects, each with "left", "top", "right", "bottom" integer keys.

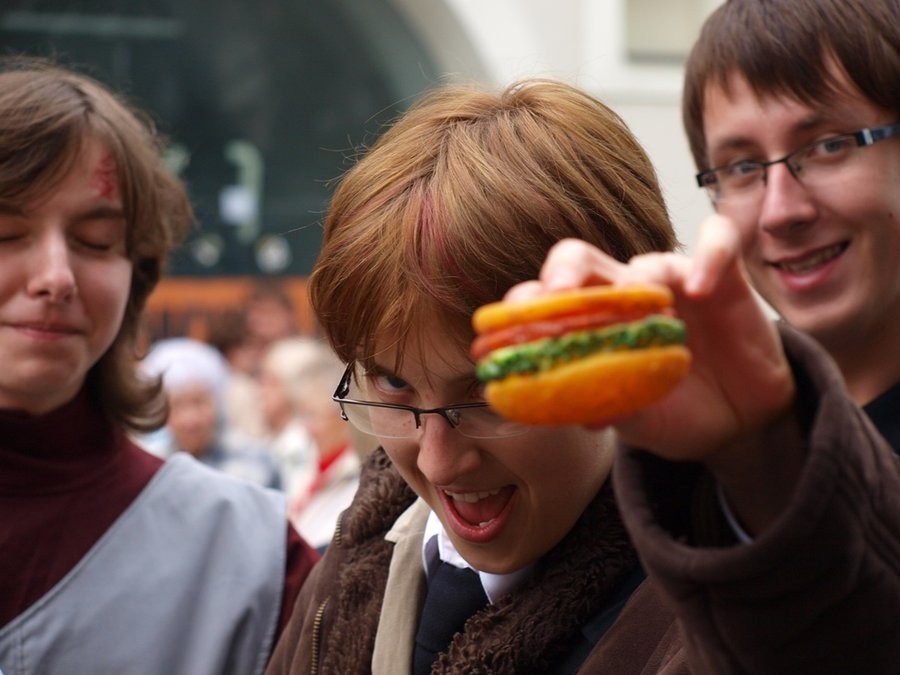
[{"left": 472, "top": 284, "right": 691, "bottom": 426}]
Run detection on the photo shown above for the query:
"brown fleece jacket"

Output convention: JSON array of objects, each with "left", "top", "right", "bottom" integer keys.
[
  {"left": 268, "top": 324, "right": 899, "bottom": 674},
  {"left": 266, "top": 448, "right": 684, "bottom": 674}
]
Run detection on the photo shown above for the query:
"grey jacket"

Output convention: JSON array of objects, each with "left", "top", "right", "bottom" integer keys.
[{"left": 0, "top": 454, "right": 287, "bottom": 675}]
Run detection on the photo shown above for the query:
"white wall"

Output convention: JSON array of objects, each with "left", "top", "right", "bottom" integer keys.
[{"left": 391, "top": 0, "right": 722, "bottom": 251}]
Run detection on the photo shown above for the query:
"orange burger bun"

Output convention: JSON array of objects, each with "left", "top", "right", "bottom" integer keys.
[{"left": 472, "top": 284, "right": 691, "bottom": 426}]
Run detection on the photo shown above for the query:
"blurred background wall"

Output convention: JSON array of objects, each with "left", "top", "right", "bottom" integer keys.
[{"left": 400, "top": 0, "right": 723, "bottom": 252}]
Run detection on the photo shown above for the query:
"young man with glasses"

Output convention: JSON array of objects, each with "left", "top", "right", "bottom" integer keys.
[
  {"left": 266, "top": 79, "right": 694, "bottom": 674},
  {"left": 684, "top": 0, "right": 900, "bottom": 451},
  {"left": 0, "top": 59, "right": 318, "bottom": 674},
  {"left": 495, "top": 0, "right": 897, "bottom": 672}
]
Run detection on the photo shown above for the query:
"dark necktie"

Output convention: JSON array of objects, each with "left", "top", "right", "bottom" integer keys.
[{"left": 412, "top": 561, "right": 488, "bottom": 674}]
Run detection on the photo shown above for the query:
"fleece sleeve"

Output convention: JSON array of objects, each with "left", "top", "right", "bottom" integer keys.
[{"left": 614, "top": 324, "right": 900, "bottom": 674}]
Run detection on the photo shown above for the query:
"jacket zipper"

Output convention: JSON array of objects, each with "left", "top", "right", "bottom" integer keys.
[
  {"left": 311, "top": 510, "right": 344, "bottom": 673},
  {"left": 310, "top": 598, "right": 328, "bottom": 675},
  {"left": 333, "top": 510, "right": 344, "bottom": 547}
]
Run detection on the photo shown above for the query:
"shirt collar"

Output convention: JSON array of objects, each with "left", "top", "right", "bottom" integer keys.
[{"left": 422, "top": 509, "right": 534, "bottom": 604}]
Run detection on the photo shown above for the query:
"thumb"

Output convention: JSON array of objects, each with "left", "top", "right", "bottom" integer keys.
[{"left": 685, "top": 214, "right": 743, "bottom": 298}]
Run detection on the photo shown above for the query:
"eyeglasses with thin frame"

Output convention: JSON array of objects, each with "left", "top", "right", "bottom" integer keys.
[
  {"left": 332, "top": 363, "right": 530, "bottom": 440},
  {"left": 696, "top": 122, "right": 900, "bottom": 204}
]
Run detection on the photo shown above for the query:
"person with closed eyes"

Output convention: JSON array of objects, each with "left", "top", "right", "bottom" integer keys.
[{"left": 0, "top": 57, "right": 318, "bottom": 675}]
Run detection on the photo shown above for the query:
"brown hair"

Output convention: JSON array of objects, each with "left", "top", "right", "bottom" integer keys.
[
  {"left": 0, "top": 57, "right": 193, "bottom": 430},
  {"left": 310, "top": 79, "right": 678, "bottom": 369},
  {"left": 683, "top": 0, "right": 900, "bottom": 170}
]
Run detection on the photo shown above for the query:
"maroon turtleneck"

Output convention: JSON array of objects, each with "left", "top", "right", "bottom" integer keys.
[{"left": 0, "top": 389, "right": 163, "bottom": 626}]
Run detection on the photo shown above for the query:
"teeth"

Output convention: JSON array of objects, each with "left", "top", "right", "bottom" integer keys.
[
  {"left": 478, "top": 520, "right": 495, "bottom": 527},
  {"left": 777, "top": 244, "right": 845, "bottom": 273},
  {"left": 445, "top": 487, "right": 502, "bottom": 503}
]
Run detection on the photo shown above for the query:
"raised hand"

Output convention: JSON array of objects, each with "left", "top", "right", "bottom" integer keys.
[{"left": 506, "top": 215, "right": 799, "bottom": 505}]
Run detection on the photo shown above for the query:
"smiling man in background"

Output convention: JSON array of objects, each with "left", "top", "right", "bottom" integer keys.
[{"left": 682, "top": 0, "right": 899, "bottom": 451}]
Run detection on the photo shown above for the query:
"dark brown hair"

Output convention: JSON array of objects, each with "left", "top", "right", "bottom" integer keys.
[
  {"left": 310, "top": 79, "right": 678, "bottom": 369},
  {"left": 683, "top": 0, "right": 900, "bottom": 170},
  {"left": 0, "top": 57, "right": 193, "bottom": 430}
]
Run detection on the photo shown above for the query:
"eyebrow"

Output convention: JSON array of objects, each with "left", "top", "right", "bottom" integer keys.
[
  {"left": 1, "top": 203, "right": 127, "bottom": 224},
  {"left": 708, "top": 113, "right": 831, "bottom": 160},
  {"left": 368, "top": 360, "right": 475, "bottom": 388},
  {"left": 69, "top": 205, "right": 127, "bottom": 225},
  {"left": 708, "top": 136, "right": 757, "bottom": 157},
  {"left": 367, "top": 361, "right": 394, "bottom": 377}
]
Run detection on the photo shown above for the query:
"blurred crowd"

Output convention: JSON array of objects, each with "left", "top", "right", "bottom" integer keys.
[{"left": 135, "top": 280, "right": 371, "bottom": 552}]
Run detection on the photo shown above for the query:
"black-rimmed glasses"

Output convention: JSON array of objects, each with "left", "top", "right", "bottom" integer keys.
[
  {"left": 332, "top": 363, "right": 529, "bottom": 440},
  {"left": 696, "top": 122, "right": 900, "bottom": 203}
]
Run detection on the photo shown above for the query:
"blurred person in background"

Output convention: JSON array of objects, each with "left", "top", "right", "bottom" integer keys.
[
  {"left": 244, "top": 279, "right": 300, "bottom": 355},
  {"left": 285, "top": 343, "right": 362, "bottom": 553},
  {"left": 139, "top": 336, "right": 282, "bottom": 489},
  {"left": 0, "top": 57, "right": 317, "bottom": 675},
  {"left": 204, "top": 280, "right": 301, "bottom": 447},
  {"left": 207, "top": 309, "right": 270, "bottom": 440},
  {"left": 258, "top": 337, "right": 321, "bottom": 502}
]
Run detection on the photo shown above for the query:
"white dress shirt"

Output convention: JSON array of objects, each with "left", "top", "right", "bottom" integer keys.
[{"left": 421, "top": 510, "right": 534, "bottom": 604}]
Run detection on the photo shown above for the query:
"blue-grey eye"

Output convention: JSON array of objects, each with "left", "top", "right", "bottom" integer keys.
[
  {"left": 370, "top": 372, "right": 411, "bottom": 395},
  {"left": 727, "top": 160, "right": 762, "bottom": 177},
  {"left": 813, "top": 135, "right": 854, "bottom": 159}
]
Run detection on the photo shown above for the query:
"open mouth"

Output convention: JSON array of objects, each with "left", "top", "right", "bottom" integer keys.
[
  {"left": 772, "top": 242, "right": 848, "bottom": 274},
  {"left": 440, "top": 485, "right": 516, "bottom": 542},
  {"left": 444, "top": 486, "right": 513, "bottom": 527}
]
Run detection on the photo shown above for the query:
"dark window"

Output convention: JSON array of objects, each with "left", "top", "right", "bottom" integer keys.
[{"left": 1, "top": 0, "right": 439, "bottom": 275}]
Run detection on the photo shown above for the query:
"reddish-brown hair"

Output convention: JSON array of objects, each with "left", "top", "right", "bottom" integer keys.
[{"left": 310, "top": 79, "right": 678, "bottom": 369}]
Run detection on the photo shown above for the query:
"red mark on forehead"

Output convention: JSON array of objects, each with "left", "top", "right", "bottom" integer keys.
[{"left": 92, "top": 154, "right": 119, "bottom": 201}]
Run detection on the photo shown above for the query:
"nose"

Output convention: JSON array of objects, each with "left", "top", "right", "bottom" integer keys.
[
  {"left": 415, "top": 414, "right": 481, "bottom": 485},
  {"left": 757, "top": 162, "right": 818, "bottom": 236},
  {"left": 26, "top": 231, "right": 77, "bottom": 302}
]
